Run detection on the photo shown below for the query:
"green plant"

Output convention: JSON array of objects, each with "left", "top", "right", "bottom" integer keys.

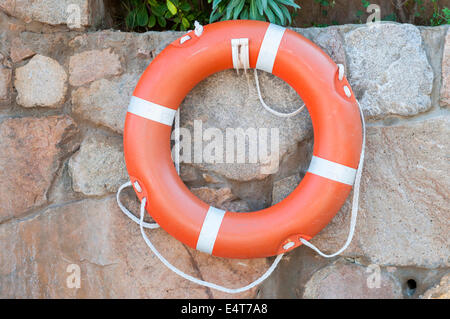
[
  {"left": 123, "top": 0, "right": 209, "bottom": 31},
  {"left": 430, "top": 0, "right": 449, "bottom": 26},
  {"left": 313, "top": 0, "right": 336, "bottom": 18},
  {"left": 209, "top": 0, "right": 300, "bottom": 26}
]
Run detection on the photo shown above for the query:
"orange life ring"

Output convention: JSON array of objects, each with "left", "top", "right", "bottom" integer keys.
[{"left": 124, "top": 20, "right": 363, "bottom": 259}]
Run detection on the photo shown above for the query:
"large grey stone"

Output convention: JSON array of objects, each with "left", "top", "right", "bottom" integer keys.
[
  {"left": 10, "top": 37, "right": 35, "bottom": 63},
  {"left": 15, "top": 55, "right": 67, "bottom": 108},
  {"left": 303, "top": 259, "right": 403, "bottom": 299},
  {"left": 71, "top": 74, "right": 137, "bottom": 133},
  {"left": 345, "top": 23, "right": 434, "bottom": 118},
  {"left": 190, "top": 186, "right": 251, "bottom": 212},
  {"left": 272, "top": 174, "right": 301, "bottom": 205},
  {"left": 0, "top": 196, "right": 268, "bottom": 298},
  {"left": 310, "top": 117, "right": 450, "bottom": 268},
  {"left": 68, "top": 134, "right": 128, "bottom": 196},
  {"left": 69, "top": 49, "right": 123, "bottom": 86},
  {"left": 179, "top": 69, "right": 312, "bottom": 181},
  {"left": 421, "top": 273, "right": 450, "bottom": 299},
  {"left": 0, "top": 116, "right": 79, "bottom": 223},
  {"left": 312, "top": 27, "right": 347, "bottom": 67},
  {"left": 0, "top": 0, "right": 105, "bottom": 28}
]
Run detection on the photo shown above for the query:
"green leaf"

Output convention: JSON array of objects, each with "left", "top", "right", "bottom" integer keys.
[
  {"left": 279, "top": 4, "right": 291, "bottom": 24},
  {"left": 125, "top": 11, "right": 137, "bottom": 29},
  {"left": 225, "top": 0, "right": 241, "bottom": 20},
  {"left": 233, "top": 0, "right": 245, "bottom": 19},
  {"left": 262, "top": 0, "right": 268, "bottom": 10},
  {"left": 157, "top": 15, "right": 167, "bottom": 27},
  {"left": 152, "top": 4, "right": 166, "bottom": 17},
  {"left": 136, "top": 7, "right": 149, "bottom": 27},
  {"left": 210, "top": 8, "right": 222, "bottom": 22},
  {"left": 276, "top": 0, "right": 300, "bottom": 9},
  {"left": 225, "top": 5, "right": 233, "bottom": 20},
  {"left": 241, "top": 7, "right": 249, "bottom": 19},
  {"left": 148, "top": 0, "right": 158, "bottom": 6},
  {"left": 182, "top": 17, "right": 190, "bottom": 28},
  {"left": 256, "top": 0, "right": 264, "bottom": 15},
  {"left": 179, "top": 2, "right": 191, "bottom": 11},
  {"left": 250, "top": 0, "right": 258, "bottom": 19},
  {"left": 268, "top": 0, "right": 285, "bottom": 25},
  {"left": 148, "top": 14, "right": 156, "bottom": 28},
  {"left": 212, "top": 0, "right": 223, "bottom": 10},
  {"left": 264, "top": 5, "right": 276, "bottom": 23},
  {"left": 165, "top": 10, "right": 174, "bottom": 18},
  {"left": 166, "top": 0, "right": 177, "bottom": 15}
]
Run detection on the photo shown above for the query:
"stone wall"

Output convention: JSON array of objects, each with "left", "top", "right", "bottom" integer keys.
[{"left": 0, "top": 4, "right": 448, "bottom": 299}]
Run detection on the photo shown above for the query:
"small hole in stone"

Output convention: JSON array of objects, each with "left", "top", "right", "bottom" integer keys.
[{"left": 405, "top": 279, "right": 417, "bottom": 296}]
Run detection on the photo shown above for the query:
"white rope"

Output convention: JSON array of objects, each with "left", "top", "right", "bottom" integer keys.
[
  {"left": 254, "top": 69, "right": 305, "bottom": 118},
  {"left": 116, "top": 182, "right": 283, "bottom": 294},
  {"left": 174, "top": 109, "right": 180, "bottom": 175},
  {"left": 138, "top": 197, "right": 284, "bottom": 294},
  {"left": 194, "top": 21, "right": 203, "bottom": 37},
  {"left": 116, "top": 181, "right": 159, "bottom": 229},
  {"left": 299, "top": 64, "right": 366, "bottom": 258},
  {"left": 180, "top": 21, "right": 203, "bottom": 44}
]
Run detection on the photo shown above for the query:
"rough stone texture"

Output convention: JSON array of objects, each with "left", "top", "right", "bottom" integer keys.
[
  {"left": 303, "top": 260, "right": 403, "bottom": 299},
  {"left": 69, "top": 49, "right": 123, "bottom": 86},
  {"left": 191, "top": 187, "right": 236, "bottom": 207},
  {"left": 0, "top": 116, "right": 79, "bottom": 222},
  {"left": 180, "top": 69, "right": 312, "bottom": 181},
  {"left": 15, "top": 55, "right": 67, "bottom": 108},
  {"left": 272, "top": 175, "right": 301, "bottom": 205},
  {"left": 71, "top": 74, "right": 137, "bottom": 133},
  {"left": 179, "top": 164, "right": 200, "bottom": 182},
  {"left": 310, "top": 117, "right": 450, "bottom": 268},
  {"left": 0, "top": 0, "right": 105, "bottom": 27},
  {"left": 0, "top": 196, "right": 268, "bottom": 298},
  {"left": 190, "top": 186, "right": 251, "bottom": 212},
  {"left": 345, "top": 23, "right": 434, "bottom": 118},
  {"left": 0, "top": 18, "right": 448, "bottom": 298},
  {"left": 421, "top": 274, "right": 450, "bottom": 299},
  {"left": 10, "top": 37, "right": 35, "bottom": 63},
  {"left": 441, "top": 29, "right": 450, "bottom": 106},
  {"left": 68, "top": 134, "right": 128, "bottom": 196},
  {"left": 0, "top": 66, "right": 11, "bottom": 101},
  {"left": 313, "top": 27, "right": 347, "bottom": 68}
]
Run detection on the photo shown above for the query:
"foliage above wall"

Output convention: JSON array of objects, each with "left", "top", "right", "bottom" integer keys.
[
  {"left": 209, "top": 0, "right": 300, "bottom": 25},
  {"left": 121, "top": 0, "right": 449, "bottom": 31}
]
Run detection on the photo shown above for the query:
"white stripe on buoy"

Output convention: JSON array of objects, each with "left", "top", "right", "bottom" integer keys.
[
  {"left": 255, "top": 24, "right": 286, "bottom": 73},
  {"left": 307, "top": 156, "right": 357, "bottom": 186},
  {"left": 196, "top": 206, "right": 226, "bottom": 254},
  {"left": 127, "top": 96, "right": 177, "bottom": 126}
]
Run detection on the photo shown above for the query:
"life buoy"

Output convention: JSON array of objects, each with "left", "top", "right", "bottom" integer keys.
[{"left": 124, "top": 20, "right": 363, "bottom": 259}]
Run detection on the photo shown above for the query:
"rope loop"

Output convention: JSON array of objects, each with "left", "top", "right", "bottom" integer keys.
[
  {"left": 116, "top": 182, "right": 284, "bottom": 294},
  {"left": 254, "top": 69, "right": 305, "bottom": 118}
]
